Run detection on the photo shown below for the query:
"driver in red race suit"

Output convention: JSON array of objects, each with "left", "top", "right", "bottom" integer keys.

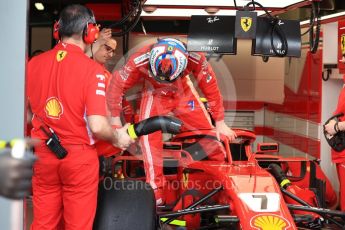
[
  {"left": 107, "top": 38, "right": 237, "bottom": 205},
  {"left": 324, "top": 76, "right": 345, "bottom": 211}
]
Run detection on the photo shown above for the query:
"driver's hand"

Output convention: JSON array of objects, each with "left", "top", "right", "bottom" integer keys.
[
  {"left": 324, "top": 119, "right": 337, "bottom": 135},
  {"left": 215, "top": 120, "right": 237, "bottom": 142},
  {"left": 113, "top": 123, "right": 135, "bottom": 150}
]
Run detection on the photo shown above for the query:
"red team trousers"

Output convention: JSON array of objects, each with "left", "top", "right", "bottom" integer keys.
[
  {"left": 30, "top": 145, "right": 99, "bottom": 230},
  {"left": 336, "top": 162, "right": 345, "bottom": 211}
]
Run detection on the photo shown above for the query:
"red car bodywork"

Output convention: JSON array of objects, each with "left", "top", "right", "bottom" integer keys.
[{"left": 112, "top": 129, "right": 337, "bottom": 229}]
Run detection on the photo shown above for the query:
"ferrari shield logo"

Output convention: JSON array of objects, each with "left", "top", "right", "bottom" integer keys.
[
  {"left": 341, "top": 34, "right": 345, "bottom": 55},
  {"left": 241, "top": 17, "right": 252, "bottom": 32},
  {"left": 56, "top": 50, "right": 67, "bottom": 62}
]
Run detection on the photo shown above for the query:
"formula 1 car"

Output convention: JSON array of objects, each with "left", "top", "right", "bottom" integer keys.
[{"left": 93, "top": 124, "right": 345, "bottom": 230}]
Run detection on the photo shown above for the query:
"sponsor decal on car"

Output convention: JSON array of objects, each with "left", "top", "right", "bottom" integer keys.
[
  {"left": 239, "top": 193, "right": 281, "bottom": 212},
  {"left": 250, "top": 214, "right": 290, "bottom": 230},
  {"left": 182, "top": 172, "right": 189, "bottom": 189}
]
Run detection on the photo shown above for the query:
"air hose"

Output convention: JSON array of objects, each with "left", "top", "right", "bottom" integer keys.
[
  {"left": 127, "top": 116, "right": 183, "bottom": 139},
  {"left": 96, "top": 116, "right": 182, "bottom": 156},
  {"left": 268, "top": 163, "right": 291, "bottom": 188},
  {"left": 269, "top": 163, "right": 321, "bottom": 220}
]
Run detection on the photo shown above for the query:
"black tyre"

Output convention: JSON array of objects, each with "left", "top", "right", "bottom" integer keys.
[{"left": 93, "top": 179, "right": 156, "bottom": 230}]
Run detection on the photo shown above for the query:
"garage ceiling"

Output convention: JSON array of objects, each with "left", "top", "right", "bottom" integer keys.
[
  {"left": 29, "top": 0, "right": 344, "bottom": 30},
  {"left": 143, "top": 0, "right": 307, "bottom": 8}
]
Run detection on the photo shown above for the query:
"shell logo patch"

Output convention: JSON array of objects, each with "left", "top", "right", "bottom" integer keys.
[
  {"left": 45, "top": 97, "right": 63, "bottom": 119},
  {"left": 56, "top": 50, "right": 67, "bottom": 62},
  {"left": 251, "top": 214, "right": 290, "bottom": 230}
]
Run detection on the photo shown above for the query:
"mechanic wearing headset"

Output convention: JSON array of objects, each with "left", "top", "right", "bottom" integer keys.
[
  {"left": 27, "top": 5, "right": 133, "bottom": 229},
  {"left": 107, "top": 38, "right": 237, "bottom": 205},
  {"left": 90, "top": 29, "right": 117, "bottom": 88},
  {"left": 91, "top": 34, "right": 135, "bottom": 123},
  {"left": 324, "top": 75, "right": 345, "bottom": 212}
]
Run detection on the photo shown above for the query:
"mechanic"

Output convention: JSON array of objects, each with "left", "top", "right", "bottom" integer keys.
[
  {"left": 324, "top": 75, "right": 345, "bottom": 212},
  {"left": 107, "top": 37, "right": 237, "bottom": 205},
  {"left": 27, "top": 4, "right": 133, "bottom": 230},
  {"left": 90, "top": 29, "right": 117, "bottom": 88},
  {"left": 91, "top": 35, "right": 135, "bottom": 123}
]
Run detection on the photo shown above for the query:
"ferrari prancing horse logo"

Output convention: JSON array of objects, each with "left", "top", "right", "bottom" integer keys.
[
  {"left": 56, "top": 50, "right": 67, "bottom": 62},
  {"left": 241, "top": 17, "right": 252, "bottom": 32}
]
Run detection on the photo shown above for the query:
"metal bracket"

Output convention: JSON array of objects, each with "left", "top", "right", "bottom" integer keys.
[{"left": 322, "top": 64, "right": 338, "bottom": 81}]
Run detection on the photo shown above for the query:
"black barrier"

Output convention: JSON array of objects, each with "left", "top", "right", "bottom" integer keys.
[
  {"left": 252, "top": 17, "right": 301, "bottom": 58},
  {"left": 187, "top": 15, "right": 237, "bottom": 54},
  {"left": 187, "top": 14, "right": 301, "bottom": 57}
]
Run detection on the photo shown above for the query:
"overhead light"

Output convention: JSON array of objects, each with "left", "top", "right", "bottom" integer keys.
[
  {"left": 204, "top": 7, "right": 219, "bottom": 14},
  {"left": 300, "top": 11, "right": 345, "bottom": 26},
  {"left": 143, "top": 0, "right": 307, "bottom": 8},
  {"left": 141, "top": 8, "right": 266, "bottom": 18},
  {"left": 35, "top": 2, "right": 44, "bottom": 11},
  {"left": 143, "top": 5, "right": 157, "bottom": 13}
]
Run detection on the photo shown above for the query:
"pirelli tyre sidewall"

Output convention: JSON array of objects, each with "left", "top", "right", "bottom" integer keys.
[{"left": 93, "top": 179, "right": 156, "bottom": 230}]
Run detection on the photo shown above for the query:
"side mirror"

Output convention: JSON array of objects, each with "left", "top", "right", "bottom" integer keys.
[{"left": 257, "top": 143, "right": 279, "bottom": 153}]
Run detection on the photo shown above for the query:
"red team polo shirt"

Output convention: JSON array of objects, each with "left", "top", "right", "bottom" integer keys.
[{"left": 27, "top": 43, "right": 107, "bottom": 145}]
